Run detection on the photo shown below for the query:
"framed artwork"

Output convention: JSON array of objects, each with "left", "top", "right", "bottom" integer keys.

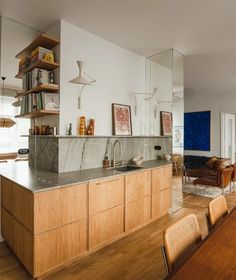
[
  {"left": 173, "top": 126, "right": 184, "bottom": 147},
  {"left": 184, "top": 111, "right": 210, "bottom": 151},
  {"left": 43, "top": 93, "right": 60, "bottom": 111},
  {"left": 160, "top": 111, "right": 172, "bottom": 136},
  {"left": 112, "top": 103, "right": 132, "bottom": 135}
]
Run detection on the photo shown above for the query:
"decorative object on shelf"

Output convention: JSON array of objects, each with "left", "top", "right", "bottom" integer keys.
[
  {"left": 0, "top": 77, "right": 16, "bottom": 128},
  {"left": 160, "top": 111, "right": 172, "bottom": 136},
  {"left": 130, "top": 155, "right": 143, "bottom": 166},
  {"left": 86, "top": 119, "right": 95, "bottom": 135},
  {"left": 67, "top": 123, "right": 72, "bottom": 135},
  {"left": 79, "top": 116, "right": 86, "bottom": 135},
  {"left": 44, "top": 52, "right": 54, "bottom": 63},
  {"left": 112, "top": 103, "right": 132, "bottom": 136},
  {"left": 173, "top": 126, "right": 184, "bottom": 147},
  {"left": 163, "top": 153, "right": 171, "bottom": 161},
  {"left": 69, "top": 61, "right": 96, "bottom": 109},
  {"left": 43, "top": 93, "right": 59, "bottom": 111}
]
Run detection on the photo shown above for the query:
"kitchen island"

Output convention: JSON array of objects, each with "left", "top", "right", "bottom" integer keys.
[{"left": 0, "top": 160, "right": 172, "bottom": 278}]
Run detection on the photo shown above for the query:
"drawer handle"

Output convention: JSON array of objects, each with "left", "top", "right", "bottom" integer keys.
[{"left": 96, "top": 178, "right": 121, "bottom": 185}]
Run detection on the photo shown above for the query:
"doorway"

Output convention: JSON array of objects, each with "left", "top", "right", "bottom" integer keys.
[{"left": 221, "top": 112, "right": 235, "bottom": 163}]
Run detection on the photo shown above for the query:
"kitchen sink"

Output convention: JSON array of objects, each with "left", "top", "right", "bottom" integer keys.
[{"left": 115, "top": 165, "right": 143, "bottom": 172}]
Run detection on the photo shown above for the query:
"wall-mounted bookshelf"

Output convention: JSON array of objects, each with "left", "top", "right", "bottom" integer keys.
[
  {"left": 15, "top": 33, "right": 60, "bottom": 120},
  {"left": 15, "top": 60, "right": 60, "bottom": 79},
  {"left": 15, "top": 110, "right": 59, "bottom": 119},
  {"left": 16, "top": 84, "right": 59, "bottom": 98}
]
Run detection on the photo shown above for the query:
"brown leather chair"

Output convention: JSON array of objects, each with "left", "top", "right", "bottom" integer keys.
[
  {"left": 161, "top": 214, "right": 202, "bottom": 275},
  {"left": 193, "top": 167, "right": 234, "bottom": 195}
]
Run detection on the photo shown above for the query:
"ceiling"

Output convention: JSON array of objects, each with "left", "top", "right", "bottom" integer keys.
[{"left": 1, "top": 0, "right": 236, "bottom": 97}]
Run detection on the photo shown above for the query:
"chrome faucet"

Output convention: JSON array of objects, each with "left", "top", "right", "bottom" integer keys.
[{"left": 112, "top": 139, "right": 122, "bottom": 167}]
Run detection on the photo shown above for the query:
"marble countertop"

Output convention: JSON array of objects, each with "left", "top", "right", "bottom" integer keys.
[{"left": 0, "top": 160, "right": 171, "bottom": 193}]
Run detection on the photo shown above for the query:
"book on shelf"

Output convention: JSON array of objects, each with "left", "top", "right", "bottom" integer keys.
[
  {"left": 31, "top": 47, "right": 54, "bottom": 64},
  {"left": 20, "top": 92, "right": 59, "bottom": 115},
  {"left": 22, "top": 68, "right": 55, "bottom": 91}
]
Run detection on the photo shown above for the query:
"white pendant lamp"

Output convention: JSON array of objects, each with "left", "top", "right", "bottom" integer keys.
[
  {"left": 0, "top": 77, "right": 16, "bottom": 128},
  {"left": 69, "top": 61, "right": 96, "bottom": 109}
]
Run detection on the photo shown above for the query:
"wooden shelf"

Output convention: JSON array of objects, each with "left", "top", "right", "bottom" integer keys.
[
  {"left": 15, "top": 60, "right": 60, "bottom": 79},
  {"left": 16, "top": 84, "right": 59, "bottom": 98},
  {"left": 15, "top": 110, "right": 60, "bottom": 119},
  {"left": 16, "top": 33, "right": 60, "bottom": 59}
]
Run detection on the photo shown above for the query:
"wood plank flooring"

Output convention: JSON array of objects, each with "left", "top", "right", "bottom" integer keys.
[{"left": 1, "top": 176, "right": 236, "bottom": 280}]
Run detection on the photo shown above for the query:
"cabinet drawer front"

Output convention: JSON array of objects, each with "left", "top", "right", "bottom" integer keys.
[
  {"left": 13, "top": 185, "right": 33, "bottom": 233},
  {"left": 34, "top": 219, "right": 87, "bottom": 276},
  {"left": 89, "top": 205, "right": 124, "bottom": 249},
  {"left": 152, "top": 188, "right": 171, "bottom": 219},
  {"left": 13, "top": 219, "right": 34, "bottom": 274},
  {"left": 89, "top": 176, "right": 124, "bottom": 215},
  {"left": 125, "top": 171, "right": 151, "bottom": 203},
  {"left": 152, "top": 166, "right": 172, "bottom": 194},
  {"left": 34, "top": 184, "right": 87, "bottom": 234},
  {"left": 125, "top": 197, "right": 151, "bottom": 232},
  {"left": 1, "top": 177, "right": 13, "bottom": 213},
  {"left": 1, "top": 207, "right": 13, "bottom": 248},
  {"left": 159, "top": 188, "right": 171, "bottom": 217}
]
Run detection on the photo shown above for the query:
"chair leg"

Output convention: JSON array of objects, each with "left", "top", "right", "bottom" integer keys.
[{"left": 161, "top": 246, "right": 170, "bottom": 276}]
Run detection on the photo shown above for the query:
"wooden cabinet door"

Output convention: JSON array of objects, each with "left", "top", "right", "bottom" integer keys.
[
  {"left": 152, "top": 165, "right": 172, "bottom": 194},
  {"left": 34, "top": 219, "right": 87, "bottom": 276},
  {"left": 1, "top": 177, "right": 13, "bottom": 213},
  {"left": 1, "top": 207, "right": 13, "bottom": 248},
  {"left": 89, "top": 176, "right": 124, "bottom": 215},
  {"left": 125, "top": 170, "right": 151, "bottom": 203},
  {"left": 125, "top": 197, "right": 151, "bottom": 232},
  {"left": 13, "top": 219, "right": 34, "bottom": 274},
  {"left": 159, "top": 188, "right": 171, "bottom": 217},
  {"left": 152, "top": 188, "right": 171, "bottom": 219},
  {"left": 89, "top": 205, "right": 124, "bottom": 249},
  {"left": 34, "top": 183, "right": 87, "bottom": 234}
]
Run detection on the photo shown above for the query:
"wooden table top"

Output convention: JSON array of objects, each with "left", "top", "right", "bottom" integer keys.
[{"left": 167, "top": 208, "right": 236, "bottom": 280}]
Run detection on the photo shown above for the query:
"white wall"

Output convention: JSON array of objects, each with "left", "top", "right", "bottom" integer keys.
[
  {"left": 59, "top": 20, "right": 145, "bottom": 135},
  {"left": 184, "top": 92, "right": 236, "bottom": 157},
  {"left": 0, "top": 17, "right": 39, "bottom": 88}
]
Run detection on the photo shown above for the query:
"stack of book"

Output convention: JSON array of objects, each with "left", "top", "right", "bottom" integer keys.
[
  {"left": 20, "top": 92, "right": 60, "bottom": 115},
  {"left": 18, "top": 57, "right": 31, "bottom": 74},
  {"left": 31, "top": 47, "right": 53, "bottom": 64},
  {"left": 22, "top": 68, "right": 54, "bottom": 91}
]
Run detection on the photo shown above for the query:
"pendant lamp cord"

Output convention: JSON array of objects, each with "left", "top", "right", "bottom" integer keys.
[{"left": 1, "top": 77, "right": 6, "bottom": 117}]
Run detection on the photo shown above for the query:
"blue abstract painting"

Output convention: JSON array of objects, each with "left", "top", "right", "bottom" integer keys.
[{"left": 184, "top": 111, "right": 211, "bottom": 151}]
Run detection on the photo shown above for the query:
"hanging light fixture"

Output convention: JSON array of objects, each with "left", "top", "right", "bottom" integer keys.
[
  {"left": 69, "top": 61, "right": 96, "bottom": 109},
  {"left": 0, "top": 77, "right": 16, "bottom": 128}
]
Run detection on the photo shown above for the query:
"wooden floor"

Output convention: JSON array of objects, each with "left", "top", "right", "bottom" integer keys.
[{"left": 1, "top": 176, "right": 236, "bottom": 280}]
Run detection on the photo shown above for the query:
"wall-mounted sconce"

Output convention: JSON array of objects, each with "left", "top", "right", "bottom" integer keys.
[{"left": 69, "top": 61, "right": 96, "bottom": 109}]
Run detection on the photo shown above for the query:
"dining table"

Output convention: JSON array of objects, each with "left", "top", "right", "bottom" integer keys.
[{"left": 165, "top": 207, "right": 236, "bottom": 280}]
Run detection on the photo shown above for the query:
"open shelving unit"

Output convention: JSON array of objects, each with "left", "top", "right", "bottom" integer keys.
[
  {"left": 15, "top": 110, "right": 59, "bottom": 119},
  {"left": 15, "top": 33, "right": 60, "bottom": 120}
]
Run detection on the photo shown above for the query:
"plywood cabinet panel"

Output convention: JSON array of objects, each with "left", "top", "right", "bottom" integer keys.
[
  {"left": 34, "top": 183, "right": 87, "bottom": 234},
  {"left": 152, "top": 165, "right": 172, "bottom": 194},
  {"left": 1, "top": 177, "right": 13, "bottom": 212},
  {"left": 159, "top": 188, "right": 171, "bottom": 217},
  {"left": 13, "top": 219, "right": 34, "bottom": 274},
  {"left": 125, "top": 197, "right": 151, "bottom": 231},
  {"left": 12, "top": 186, "right": 33, "bottom": 233},
  {"left": 89, "top": 176, "right": 124, "bottom": 215},
  {"left": 152, "top": 189, "right": 171, "bottom": 219},
  {"left": 34, "top": 219, "right": 87, "bottom": 276},
  {"left": 89, "top": 205, "right": 124, "bottom": 248},
  {"left": 125, "top": 171, "right": 151, "bottom": 203},
  {"left": 1, "top": 207, "right": 13, "bottom": 248}
]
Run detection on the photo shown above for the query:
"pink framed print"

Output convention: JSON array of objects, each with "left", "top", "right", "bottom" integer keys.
[
  {"left": 112, "top": 103, "right": 132, "bottom": 136},
  {"left": 160, "top": 111, "right": 172, "bottom": 136}
]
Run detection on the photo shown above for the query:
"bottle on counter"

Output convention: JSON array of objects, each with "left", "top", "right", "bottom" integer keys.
[{"left": 103, "top": 156, "right": 110, "bottom": 168}]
